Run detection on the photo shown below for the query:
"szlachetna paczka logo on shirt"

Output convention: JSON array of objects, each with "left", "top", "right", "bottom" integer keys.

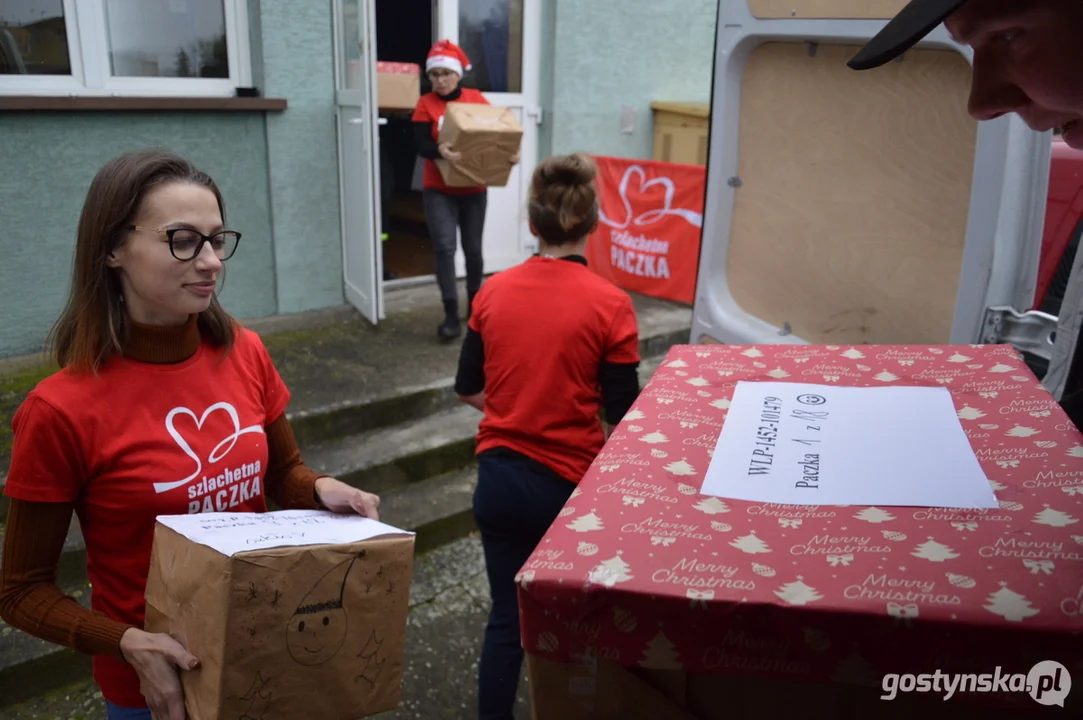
[{"left": 155, "top": 402, "right": 265, "bottom": 514}]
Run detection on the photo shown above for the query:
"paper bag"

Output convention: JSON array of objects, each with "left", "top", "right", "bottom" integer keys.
[
  {"left": 377, "top": 62, "right": 420, "bottom": 110},
  {"left": 144, "top": 510, "right": 415, "bottom": 720},
  {"left": 437, "top": 102, "right": 523, "bottom": 188}
]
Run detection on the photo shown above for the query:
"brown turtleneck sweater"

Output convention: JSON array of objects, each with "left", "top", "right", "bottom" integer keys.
[{"left": 0, "top": 316, "right": 323, "bottom": 660}]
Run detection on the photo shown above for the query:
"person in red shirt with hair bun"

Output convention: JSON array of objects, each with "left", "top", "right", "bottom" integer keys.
[
  {"left": 412, "top": 39, "right": 519, "bottom": 340},
  {"left": 455, "top": 153, "right": 641, "bottom": 720}
]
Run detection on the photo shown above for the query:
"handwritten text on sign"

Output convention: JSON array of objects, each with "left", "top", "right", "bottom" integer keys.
[
  {"left": 156, "top": 510, "right": 414, "bottom": 557},
  {"left": 701, "top": 382, "right": 998, "bottom": 509}
]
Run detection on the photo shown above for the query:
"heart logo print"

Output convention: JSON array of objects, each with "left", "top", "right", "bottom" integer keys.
[
  {"left": 598, "top": 165, "right": 703, "bottom": 230},
  {"left": 154, "top": 402, "right": 265, "bottom": 494}
]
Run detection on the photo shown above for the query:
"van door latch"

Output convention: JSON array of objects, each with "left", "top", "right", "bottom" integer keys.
[{"left": 980, "top": 306, "right": 1058, "bottom": 361}]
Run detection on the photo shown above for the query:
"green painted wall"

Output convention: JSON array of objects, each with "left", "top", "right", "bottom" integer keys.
[
  {"left": 551, "top": 0, "right": 718, "bottom": 159},
  {"left": 0, "top": 0, "right": 345, "bottom": 359},
  {"left": 260, "top": 0, "right": 344, "bottom": 314},
  {"left": 0, "top": 113, "right": 276, "bottom": 358}
]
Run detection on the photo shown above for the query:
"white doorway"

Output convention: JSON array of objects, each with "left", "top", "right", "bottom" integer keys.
[
  {"left": 438, "top": 0, "right": 544, "bottom": 274},
  {"left": 334, "top": 0, "right": 543, "bottom": 323}
]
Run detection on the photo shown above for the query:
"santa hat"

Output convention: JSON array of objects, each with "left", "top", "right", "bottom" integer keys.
[{"left": 426, "top": 39, "right": 471, "bottom": 76}]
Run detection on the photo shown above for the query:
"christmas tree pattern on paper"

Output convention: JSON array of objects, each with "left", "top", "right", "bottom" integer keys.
[
  {"left": 710, "top": 398, "right": 731, "bottom": 410},
  {"left": 874, "top": 371, "right": 899, "bottom": 382},
  {"left": 567, "top": 510, "right": 605, "bottom": 532},
  {"left": 355, "top": 630, "right": 386, "bottom": 687},
  {"left": 948, "top": 353, "right": 972, "bottom": 363},
  {"left": 832, "top": 652, "right": 878, "bottom": 687},
  {"left": 665, "top": 459, "right": 697, "bottom": 476},
  {"left": 766, "top": 368, "right": 791, "bottom": 379},
  {"left": 1033, "top": 506, "right": 1079, "bottom": 528},
  {"left": 1006, "top": 425, "right": 1039, "bottom": 438},
  {"left": 588, "top": 553, "right": 634, "bottom": 587},
  {"left": 666, "top": 359, "right": 689, "bottom": 368},
  {"left": 639, "top": 631, "right": 682, "bottom": 670},
  {"left": 989, "top": 363, "right": 1015, "bottom": 373},
  {"left": 742, "top": 348, "right": 764, "bottom": 358},
  {"left": 984, "top": 583, "right": 1040, "bottom": 622},
  {"left": 841, "top": 348, "right": 865, "bottom": 360},
  {"left": 957, "top": 406, "right": 986, "bottom": 420},
  {"left": 640, "top": 431, "right": 669, "bottom": 445},
  {"left": 854, "top": 507, "right": 895, "bottom": 524},
  {"left": 911, "top": 537, "right": 960, "bottom": 562},
  {"left": 774, "top": 577, "right": 822, "bottom": 605},
  {"left": 730, "top": 532, "right": 772, "bottom": 554},
  {"left": 694, "top": 497, "right": 731, "bottom": 515},
  {"left": 624, "top": 408, "right": 646, "bottom": 421},
  {"left": 1069, "top": 445, "right": 1083, "bottom": 458}
]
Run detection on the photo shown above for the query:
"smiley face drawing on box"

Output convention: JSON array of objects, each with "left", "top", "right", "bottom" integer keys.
[{"left": 286, "top": 551, "right": 364, "bottom": 666}]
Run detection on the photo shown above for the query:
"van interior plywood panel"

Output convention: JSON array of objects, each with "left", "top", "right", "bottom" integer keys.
[
  {"left": 748, "top": 0, "right": 908, "bottom": 19},
  {"left": 725, "top": 43, "right": 977, "bottom": 345}
]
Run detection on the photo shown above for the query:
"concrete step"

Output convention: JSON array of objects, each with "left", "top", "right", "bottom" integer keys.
[
  {"left": 303, "top": 405, "right": 480, "bottom": 498},
  {"left": 0, "top": 581, "right": 93, "bottom": 709},
  {"left": 2, "top": 536, "right": 531, "bottom": 719},
  {"left": 0, "top": 466, "right": 480, "bottom": 711}
]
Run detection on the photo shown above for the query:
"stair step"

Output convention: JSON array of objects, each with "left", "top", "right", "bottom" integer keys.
[
  {"left": 303, "top": 405, "right": 480, "bottom": 497},
  {"left": 0, "top": 581, "right": 94, "bottom": 709}
]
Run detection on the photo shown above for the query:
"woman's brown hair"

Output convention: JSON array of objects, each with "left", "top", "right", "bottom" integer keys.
[
  {"left": 528, "top": 154, "right": 600, "bottom": 247},
  {"left": 49, "top": 149, "right": 238, "bottom": 374}
]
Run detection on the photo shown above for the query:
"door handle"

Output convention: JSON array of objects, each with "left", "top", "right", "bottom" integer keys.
[
  {"left": 349, "top": 118, "right": 364, "bottom": 125},
  {"left": 378, "top": 118, "right": 389, "bottom": 126}
]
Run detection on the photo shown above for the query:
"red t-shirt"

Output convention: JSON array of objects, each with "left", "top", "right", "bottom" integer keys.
[
  {"left": 412, "top": 88, "right": 490, "bottom": 195},
  {"left": 468, "top": 256, "right": 641, "bottom": 482},
  {"left": 4, "top": 328, "right": 288, "bottom": 708}
]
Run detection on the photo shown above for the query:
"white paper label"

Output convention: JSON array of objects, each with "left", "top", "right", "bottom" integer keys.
[
  {"left": 700, "top": 382, "right": 999, "bottom": 509},
  {"left": 156, "top": 510, "right": 413, "bottom": 557}
]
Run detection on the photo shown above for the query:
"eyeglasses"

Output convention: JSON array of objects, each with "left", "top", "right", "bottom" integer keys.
[{"left": 129, "top": 225, "right": 241, "bottom": 261}]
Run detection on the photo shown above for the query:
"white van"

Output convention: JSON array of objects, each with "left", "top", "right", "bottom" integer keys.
[{"left": 688, "top": 0, "right": 1082, "bottom": 424}]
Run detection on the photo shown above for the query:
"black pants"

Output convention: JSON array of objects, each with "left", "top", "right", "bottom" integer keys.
[
  {"left": 472, "top": 451, "right": 575, "bottom": 720},
  {"left": 423, "top": 188, "right": 487, "bottom": 306}
]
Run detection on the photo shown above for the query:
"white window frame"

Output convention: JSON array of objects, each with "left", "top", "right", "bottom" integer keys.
[{"left": 0, "top": 0, "right": 252, "bottom": 97}]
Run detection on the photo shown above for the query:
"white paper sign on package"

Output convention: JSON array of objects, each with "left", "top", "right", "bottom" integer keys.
[
  {"left": 700, "top": 382, "right": 999, "bottom": 509},
  {"left": 156, "top": 510, "right": 413, "bottom": 557}
]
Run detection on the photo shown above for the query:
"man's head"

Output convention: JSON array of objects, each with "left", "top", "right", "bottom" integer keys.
[{"left": 849, "top": 0, "right": 1083, "bottom": 148}]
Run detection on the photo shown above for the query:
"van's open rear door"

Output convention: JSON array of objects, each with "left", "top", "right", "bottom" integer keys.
[{"left": 691, "top": 0, "right": 1054, "bottom": 361}]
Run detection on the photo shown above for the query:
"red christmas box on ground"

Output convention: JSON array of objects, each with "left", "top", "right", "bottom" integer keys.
[{"left": 518, "top": 344, "right": 1083, "bottom": 719}]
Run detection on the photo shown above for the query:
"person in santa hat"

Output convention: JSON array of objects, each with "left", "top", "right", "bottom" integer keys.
[{"left": 413, "top": 39, "right": 519, "bottom": 340}]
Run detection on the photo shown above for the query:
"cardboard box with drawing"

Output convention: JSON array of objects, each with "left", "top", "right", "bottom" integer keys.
[
  {"left": 144, "top": 510, "right": 415, "bottom": 720},
  {"left": 437, "top": 102, "right": 523, "bottom": 188}
]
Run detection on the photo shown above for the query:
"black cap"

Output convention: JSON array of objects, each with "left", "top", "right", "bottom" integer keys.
[{"left": 848, "top": 0, "right": 969, "bottom": 70}]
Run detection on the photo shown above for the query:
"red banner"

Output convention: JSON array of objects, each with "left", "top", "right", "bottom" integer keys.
[{"left": 585, "top": 155, "right": 705, "bottom": 305}]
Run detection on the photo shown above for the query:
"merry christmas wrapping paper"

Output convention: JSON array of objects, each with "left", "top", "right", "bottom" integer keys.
[{"left": 518, "top": 344, "right": 1083, "bottom": 699}]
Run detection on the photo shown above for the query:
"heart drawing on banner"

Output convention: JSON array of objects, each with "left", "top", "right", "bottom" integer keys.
[
  {"left": 154, "top": 402, "right": 265, "bottom": 494},
  {"left": 598, "top": 165, "right": 703, "bottom": 230}
]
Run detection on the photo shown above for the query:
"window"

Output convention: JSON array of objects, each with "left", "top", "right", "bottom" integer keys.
[
  {"left": 0, "top": 0, "right": 251, "bottom": 96},
  {"left": 457, "top": 0, "right": 522, "bottom": 94}
]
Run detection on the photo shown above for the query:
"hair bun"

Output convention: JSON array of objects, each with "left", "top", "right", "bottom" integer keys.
[{"left": 540, "top": 153, "right": 597, "bottom": 188}]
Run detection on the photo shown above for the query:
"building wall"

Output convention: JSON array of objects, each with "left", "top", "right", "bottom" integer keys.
[
  {"left": 259, "top": 0, "right": 344, "bottom": 314},
  {"left": 0, "top": 113, "right": 277, "bottom": 358},
  {"left": 550, "top": 0, "right": 718, "bottom": 159},
  {"left": 0, "top": 0, "right": 342, "bottom": 359}
]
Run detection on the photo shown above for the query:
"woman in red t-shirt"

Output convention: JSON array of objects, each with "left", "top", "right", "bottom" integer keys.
[
  {"left": 412, "top": 39, "right": 519, "bottom": 340},
  {"left": 454, "top": 154, "right": 642, "bottom": 720},
  {"left": 0, "top": 150, "right": 381, "bottom": 720}
]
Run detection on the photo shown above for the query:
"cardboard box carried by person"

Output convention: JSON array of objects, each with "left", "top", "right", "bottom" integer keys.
[
  {"left": 144, "top": 510, "right": 415, "bottom": 720},
  {"left": 437, "top": 102, "right": 523, "bottom": 188},
  {"left": 376, "top": 62, "right": 420, "bottom": 110}
]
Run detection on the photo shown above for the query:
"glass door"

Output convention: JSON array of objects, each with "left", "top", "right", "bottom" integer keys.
[{"left": 438, "top": 0, "right": 542, "bottom": 275}]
